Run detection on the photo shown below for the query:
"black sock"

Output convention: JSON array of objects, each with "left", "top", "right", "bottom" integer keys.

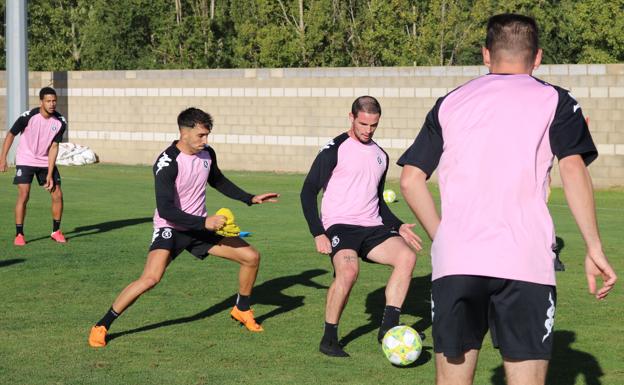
[
  {"left": 323, "top": 322, "right": 338, "bottom": 341},
  {"left": 53, "top": 220, "right": 61, "bottom": 232},
  {"left": 236, "top": 293, "right": 251, "bottom": 311},
  {"left": 96, "top": 307, "right": 120, "bottom": 329},
  {"left": 381, "top": 305, "right": 401, "bottom": 330},
  {"left": 16, "top": 224, "right": 24, "bottom": 236}
]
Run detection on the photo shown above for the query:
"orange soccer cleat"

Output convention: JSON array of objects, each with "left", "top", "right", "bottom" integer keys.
[
  {"left": 14, "top": 234, "right": 26, "bottom": 246},
  {"left": 50, "top": 230, "right": 67, "bottom": 243},
  {"left": 88, "top": 325, "right": 108, "bottom": 347},
  {"left": 230, "top": 306, "right": 264, "bottom": 332}
]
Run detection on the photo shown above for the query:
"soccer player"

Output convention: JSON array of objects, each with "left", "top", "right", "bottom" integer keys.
[
  {"left": 301, "top": 96, "right": 422, "bottom": 357},
  {"left": 0, "top": 87, "right": 68, "bottom": 245},
  {"left": 88, "top": 107, "right": 279, "bottom": 347},
  {"left": 399, "top": 14, "right": 617, "bottom": 385}
]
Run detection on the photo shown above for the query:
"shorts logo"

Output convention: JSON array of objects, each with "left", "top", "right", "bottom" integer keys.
[
  {"left": 162, "top": 228, "right": 173, "bottom": 239},
  {"left": 331, "top": 235, "right": 340, "bottom": 248},
  {"left": 430, "top": 294, "right": 435, "bottom": 322},
  {"left": 151, "top": 228, "right": 160, "bottom": 243},
  {"left": 390, "top": 230, "right": 398, "bottom": 235},
  {"left": 542, "top": 292, "right": 555, "bottom": 342},
  {"left": 16, "top": 168, "right": 22, "bottom": 177}
]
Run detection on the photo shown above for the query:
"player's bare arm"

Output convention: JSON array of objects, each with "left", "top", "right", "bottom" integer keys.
[
  {"left": 0, "top": 132, "right": 16, "bottom": 172},
  {"left": 400, "top": 165, "right": 440, "bottom": 240},
  {"left": 559, "top": 154, "right": 617, "bottom": 299},
  {"left": 44, "top": 142, "right": 60, "bottom": 191},
  {"left": 251, "top": 192, "right": 280, "bottom": 204}
]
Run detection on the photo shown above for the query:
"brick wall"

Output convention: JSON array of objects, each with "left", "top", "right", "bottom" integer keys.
[{"left": 1, "top": 64, "right": 623, "bottom": 187}]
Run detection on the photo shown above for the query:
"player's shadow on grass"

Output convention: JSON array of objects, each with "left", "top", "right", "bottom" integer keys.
[
  {"left": 0, "top": 258, "right": 26, "bottom": 268},
  {"left": 340, "top": 274, "right": 432, "bottom": 348},
  {"left": 490, "top": 330, "right": 604, "bottom": 385},
  {"left": 108, "top": 268, "right": 329, "bottom": 341},
  {"left": 26, "top": 217, "right": 153, "bottom": 243}
]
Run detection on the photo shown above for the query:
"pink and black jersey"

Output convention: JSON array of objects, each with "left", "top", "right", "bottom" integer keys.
[
  {"left": 10, "top": 108, "right": 67, "bottom": 167},
  {"left": 153, "top": 141, "right": 254, "bottom": 231},
  {"left": 301, "top": 132, "right": 402, "bottom": 237},
  {"left": 398, "top": 74, "right": 597, "bottom": 286}
]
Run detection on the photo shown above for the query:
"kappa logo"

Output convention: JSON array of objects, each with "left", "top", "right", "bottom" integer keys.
[
  {"left": 162, "top": 228, "right": 173, "bottom": 239},
  {"left": 156, "top": 153, "right": 172, "bottom": 175},
  {"left": 430, "top": 294, "right": 435, "bottom": 322},
  {"left": 20, "top": 110, "right": 30, "bottom": 117},
  {"left": 151, "top": 228, "right": 160, "bottom": 243},
  {"left": 203, "top": 160, "right": 209, "bottom": 168},
  {"left": 542, "top": 292, "right": 556, "bottom": 342},
  {"left": 331, "top": 235, "right": 340, "bottom": 248},
  {"left": 568, "top": 92, "right": 581, "bottom": 113},
  {"left": 377, "top": 155, "right": 383, "bottom": 165},
  {"left": 319, "top": 140, "right": 335, "bottom": 153}
]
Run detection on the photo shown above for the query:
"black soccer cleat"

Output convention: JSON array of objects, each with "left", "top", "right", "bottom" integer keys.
[{"left": 319, "top": 338, "right": 350, "bottom": 357}]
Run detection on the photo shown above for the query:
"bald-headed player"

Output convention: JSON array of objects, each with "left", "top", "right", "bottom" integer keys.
[
  {"left": 89, "top": 107, "right": 279, "bottom": 347},
  {"left": 301, "top": 96, "right": 422, "bottom": 357},
  {"left": 399, "top": 14, "right": 617, "bottom": 385}
]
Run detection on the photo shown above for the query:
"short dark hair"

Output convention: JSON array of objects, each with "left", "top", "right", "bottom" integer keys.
[
  {"left": 485, "top": 13, "right": 539, "bottom": 67},
  {"left": 351, "top": 96, "right": 381, "bottom": 117},
  {"left": 39, "top": 87, "right": 56, "bottom": 100},
  {"left": 177, "top": 107, "right": 213, "bottom": 131}
]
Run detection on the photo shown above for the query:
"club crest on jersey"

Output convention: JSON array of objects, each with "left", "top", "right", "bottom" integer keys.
[
  {"left": 162, "top": 228, "right": 173, "bottom": 239},
  {"left": 156, "top": 153, "right": 172, "bottom": 175},
  {"left": 331, "top": 236, "right": 340, "bottom": 247}
]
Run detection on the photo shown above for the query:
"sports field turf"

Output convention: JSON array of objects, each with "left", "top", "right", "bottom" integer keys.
[{"left": 0, "top": 164, "right": 622, "bottom": 385}]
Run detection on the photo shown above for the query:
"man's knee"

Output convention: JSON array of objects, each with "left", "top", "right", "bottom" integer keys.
[
  {"left": 139, "top": 274, "right": 162, "bottom": 291},
  {"left": 336, "top": 266, "right": 359, "bottom": 287},
  {"left": 17, "top": 189, "right": 30, "bottom": 203},
  {"left": 240, "top": 247, "right": 260, "bottom": 267},
  {"left": 392, "top": 248, "right": 417, "bottom": 272}
]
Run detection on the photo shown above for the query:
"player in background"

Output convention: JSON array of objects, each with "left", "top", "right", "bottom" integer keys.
[
  {"left": 399, "top": 14, "right": 617, "bottom": 385},
  {"left": 301, "top": 96, "right": 422, "bottom": 357},
  {"left": 0, "top": 87, "right": 68, "bottom": 245},
  {"left": 88, "top": 107, "right": 279, "bottom": 347}
]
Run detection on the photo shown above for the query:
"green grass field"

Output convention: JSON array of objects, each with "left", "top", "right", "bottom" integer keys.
[{"left": 0, "top": 164, "right": 622, "bottom": 385}]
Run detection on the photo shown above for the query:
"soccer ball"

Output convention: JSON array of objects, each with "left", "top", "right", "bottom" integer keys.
[
  {"left": 382, "top": 325, "right": 422, "bottom": 366},
  {"left": 383, "top": 189, "right": 397, "bottom": 203}
]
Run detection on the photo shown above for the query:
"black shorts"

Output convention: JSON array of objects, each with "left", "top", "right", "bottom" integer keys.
[
  {"left": 326, "top": 224, "right": 400, "bottom": 262},
  {"left": 13, "top": 165, "right": 61, "bottom": 186},
  {"left": 431, "top": 275, "right": 556, "bottom": 360},
  {"left": 149, "top": 227, "right": 224, "bottom": 260}
]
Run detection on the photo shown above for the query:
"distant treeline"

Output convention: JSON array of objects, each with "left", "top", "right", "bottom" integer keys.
[{"left": 1, "top": 0, "right": 622, "bottom": 70}]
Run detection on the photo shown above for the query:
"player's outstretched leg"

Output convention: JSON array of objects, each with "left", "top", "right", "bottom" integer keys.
[
  {"left": 319, "top": 249, "right": 359, "bottom": 357},
  {"left": 89, "top": 249, "right": 171, "bottom": 347},
  {"left": 209, "top": 237, "right": 263, "bottom": 332},
  {"left": 367, "top": 237, "right": 417, "bottom": 342}
]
